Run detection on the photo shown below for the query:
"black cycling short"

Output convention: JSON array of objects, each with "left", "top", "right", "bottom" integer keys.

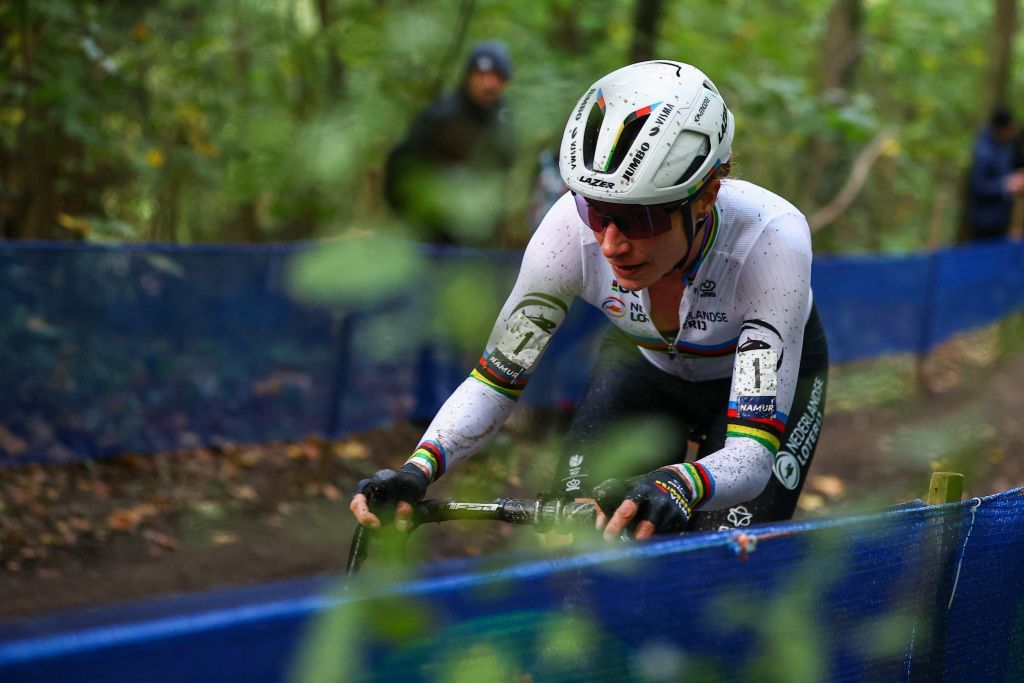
[{"left": 552, "top": 303, "right": 828, "bottom": 532}]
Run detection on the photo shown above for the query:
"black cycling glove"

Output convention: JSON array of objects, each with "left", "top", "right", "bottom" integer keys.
[
  {"left": 594, "top": 468, "right": 694, "bottom": 535},
  {"left": 355, "top": 463, "right": 430, "bottom": 525}
]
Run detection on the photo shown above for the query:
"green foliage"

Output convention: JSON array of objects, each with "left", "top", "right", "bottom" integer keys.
[{"left": 5, "top": 0, "right": 1016, "bottom": 248}]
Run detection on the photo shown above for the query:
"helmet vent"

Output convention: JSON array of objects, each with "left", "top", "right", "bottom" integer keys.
[
  {"left": 672, "top": 135, "right": 711, "bottom": 188},
  {"left": 603, "top": 113, "right": 650, "bottom": 173},
  {"left": 583, "top": 102, "right": 605, "bottom": 171}
]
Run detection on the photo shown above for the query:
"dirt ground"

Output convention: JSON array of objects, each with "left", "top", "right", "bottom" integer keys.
[{"left": 2, "top": 326, "right": 1023, "bottom": 622}]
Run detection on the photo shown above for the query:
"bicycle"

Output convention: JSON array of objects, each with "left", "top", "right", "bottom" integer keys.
[{"left": 346, "top": 495, "right": 598, "bottom": 576}]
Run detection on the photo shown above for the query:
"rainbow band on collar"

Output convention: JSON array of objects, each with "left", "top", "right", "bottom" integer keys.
[
  {"left": 621, "top": 332, "right": 739, "bottom": 357},
  {"left": 684, "top": 204, "right": 720, "bottom": 284},
  {"left": 407, "top": 440, "right": 447, "bottom": 482}
]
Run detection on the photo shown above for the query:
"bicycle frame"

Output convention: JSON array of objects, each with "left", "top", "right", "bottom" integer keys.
[{"left": 346, "top": 496, "right": 597, "bottom": 576}]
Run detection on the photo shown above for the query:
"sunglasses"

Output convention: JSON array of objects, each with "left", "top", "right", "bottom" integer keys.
[{"left": 572, "top": 193, "right": 689, "bottom": 240}]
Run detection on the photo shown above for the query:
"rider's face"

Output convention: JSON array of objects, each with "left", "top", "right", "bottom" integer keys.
[
  {"left": 595, "top": 182, "right": 718, "bottom": 291},
  {"left": 597, "top": 213, "right": 689, "bottom": 291}
]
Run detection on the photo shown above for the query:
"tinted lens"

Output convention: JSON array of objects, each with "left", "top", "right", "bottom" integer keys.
[{"left": 572, "top": 193, "right": 678, "bottom": 239}]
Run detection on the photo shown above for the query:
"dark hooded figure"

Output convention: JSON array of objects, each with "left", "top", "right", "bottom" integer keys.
[
  {"left": 384, "top": 41, "right": 516, "bottom": 246},
  {"left": 965, "top": 108, "right": 1024, "bottom": 241}
]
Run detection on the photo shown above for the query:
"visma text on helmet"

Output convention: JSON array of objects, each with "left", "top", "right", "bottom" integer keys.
[
  {"left": 654, "top": 103, "right": 674, "bottom": 126},
  {"left": 569, "top": 127, "right": 579, "bottom": 169},
  {"left": 649, "top": 103, "right": 675, "bottom": 135}
]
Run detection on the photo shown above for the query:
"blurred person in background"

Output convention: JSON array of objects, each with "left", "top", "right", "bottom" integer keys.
[
  {"left": 353, "top": 60, "right": 829, "bottom": 540},
  {"left": 527, "top": 149, "right": 569, "bottom": 232},
  {"left": 964, "top": 108, "right": 1024, "bottom": 241},
  {"left": 384, "top": 41, "right": 516, "bottom": 246}
]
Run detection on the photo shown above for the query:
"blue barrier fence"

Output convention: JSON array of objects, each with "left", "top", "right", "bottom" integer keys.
[
  {"left": 2, "top": 239, "right": 1024, "bottom": 465},
  {"left": 1, "top": 487, "right": 1021, "bottom": 682}
]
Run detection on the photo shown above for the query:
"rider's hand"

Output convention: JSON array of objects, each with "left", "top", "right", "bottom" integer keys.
[
  {"left": 349, "top": 463, "right": 430, "bottom": 532},
  {"left": 592, "top": 468, "right": 694, "bottom": 542}
]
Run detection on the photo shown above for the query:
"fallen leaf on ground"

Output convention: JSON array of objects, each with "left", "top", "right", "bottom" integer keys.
[
  {"left": 798, "top": 493, "right": 825, "bottom": 512},
  {"left": 334, "top": 441, "right": 369, "bottom": 461},
  {"left": 0, "top": 426, "right": 28, "bottom": 456},
  {"left": 319, "top": 483, "right": 342, "bottom": 500},
  {"left": 193, "top": 501, "right": 223, "bottom": 519},
  {"left": 237, "top": 448, "right": 265, "bottom": 466},
  {"left": 286, "top": 442, "right": 321, "bottom": 462},
  {"left": 229, "top": 485, "right": 259, "bottom": 502},
  {"left": 809, "top": 474, "right": 846, "bottom": 498},
  {"left": 106, "top": 503, "right": 158, "bottom": 531},
  {"left": 142, "top": 529, "right": 180, "bottom": 551},
  {"left": 68, "top": 516, "right": 93, "bottom": 532}
]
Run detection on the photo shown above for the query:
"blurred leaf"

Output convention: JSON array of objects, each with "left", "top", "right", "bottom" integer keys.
[{"left": 286, "top": 235, "right": 424, "bottom": 306}]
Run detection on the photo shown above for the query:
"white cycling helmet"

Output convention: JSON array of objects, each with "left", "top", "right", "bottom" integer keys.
[{"left": 559, "top": 60, "right": 734, "bottom": 206}]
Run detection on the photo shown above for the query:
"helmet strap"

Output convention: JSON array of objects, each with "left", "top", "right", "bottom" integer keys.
[{"left": 670, "top": 206, "right": 710, "bottom": 279}]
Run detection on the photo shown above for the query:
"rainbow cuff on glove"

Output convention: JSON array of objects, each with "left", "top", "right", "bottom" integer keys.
[
  {"left": 666, "top": 462, "right": 715, "bottom": 509},
  {"left": 406, "top": 440, "right": 447, "bottom": 483}
]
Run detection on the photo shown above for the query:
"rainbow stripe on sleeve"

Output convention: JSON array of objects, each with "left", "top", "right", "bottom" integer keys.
[
  {"left": 407, "top": 440, "right": 447, "bottom": 482},
  {"left": 726, "top": 402, "right": 787, "bottom": 454},
  {"left": 470, "top": 355, "right": 526, "bottom": 400}
]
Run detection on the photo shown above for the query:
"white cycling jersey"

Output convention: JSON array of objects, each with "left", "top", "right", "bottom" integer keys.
[{"left": 408, "top": 179, "right": 815, "bottom": 511}]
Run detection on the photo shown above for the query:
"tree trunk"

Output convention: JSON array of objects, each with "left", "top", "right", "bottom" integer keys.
[
  {"left": 429, "top": 0, "right": 476, "bottom": 100},
  {"left": 23, "top": 134, "right": 58, "bottom": 239},
  {"left": 225, "top": 200, "right": 262, "bottom": 243},
  {"left": 990, "top": 0, "right": 1018, "bottom": 111},
  {"left": 316, "top": 0, "right": 345, "bottom": 101},
  {"left": 550, "top": 2, "right": 583, "bottom": 54},
  {"left": 18, "top": 0, "right": 58, "bottom": 239},
  {"left": 802, "top": 0, "right": 864, "bottom": 213},
  {"left": 821, "top": 0, "right": 864, "bottom": 96},
  {"left": 630, "top": 0, "right": 664, "bottom": 63}
]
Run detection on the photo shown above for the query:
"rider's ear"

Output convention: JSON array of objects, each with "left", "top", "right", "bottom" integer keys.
[{"left": 694, "top": 178, "right": 721, "bottom": 214}]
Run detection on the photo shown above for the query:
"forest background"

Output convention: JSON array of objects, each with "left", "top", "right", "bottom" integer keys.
[
  {"left": 5, "top": 0, "right": 1021, "bottom": 252},
  {"left": 4, "top": 0, "right": 1024, "bottom": 620}
]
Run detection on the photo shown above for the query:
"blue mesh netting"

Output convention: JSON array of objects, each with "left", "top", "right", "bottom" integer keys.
[
  {"left": 2, "top": 239, "right": 1024, "bottom": 464},
  {"left": 1, "top": 489, "right": 1021, "bottom": 682}
]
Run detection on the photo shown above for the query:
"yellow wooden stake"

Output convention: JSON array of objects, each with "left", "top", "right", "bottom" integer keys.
[{"left": 926, "top": 472, "right": 964, "bottom": 505}]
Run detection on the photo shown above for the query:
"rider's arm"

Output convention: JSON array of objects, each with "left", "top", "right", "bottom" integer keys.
[
  {"left": 405, "top": 193, "right": 584, "bottom": 482},
  {"left": 667, "top": 212, "right": 813, "bottom": 511}
]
